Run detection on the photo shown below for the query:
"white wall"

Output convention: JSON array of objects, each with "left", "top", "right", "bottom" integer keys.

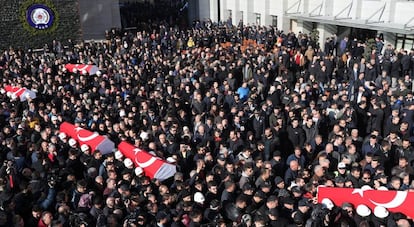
[
  {"left": 254, "top": 0, "right": 268, "bottom": 25},
  {"left": 332, "top": 0, "right": 353, "bottom": 18},
  {"left": 239, "top": 0, "right": 255, "bottom": 25},
  {"left": 269, "top": 0, "right": 287, "bottom": 30},
  {"left": 395, "top": 2, "right": 414, "bottom": 26},
  {"left": 308, "top": 0, "right": 324, "bottom": 16},
  {"left": 360, "top": 0, "right": 385, "bottom": 20}
]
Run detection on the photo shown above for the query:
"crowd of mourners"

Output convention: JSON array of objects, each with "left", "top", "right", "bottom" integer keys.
[{"left": 0, "top": 18, "right": 414, "bottom": 227}]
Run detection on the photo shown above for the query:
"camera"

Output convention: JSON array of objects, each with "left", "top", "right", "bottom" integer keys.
[
  {"left": 48, "top": 179, "right": 56, "bottom": 187},
  {"left": 47, "top": 174, "right": 58, "bottom": 188}
]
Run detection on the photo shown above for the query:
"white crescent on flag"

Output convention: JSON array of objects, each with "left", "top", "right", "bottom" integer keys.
[
  {"left": 75, "top": 64, "right": 89, "bottom": 71},
  {"left": 75, "top": 127, "right": 100, "bottom": 142},
  {"left": 60, "top": 122, "right": 115, "bottom": 154},
  {"left": 318, "top": 186, "right": 414, "bottom": 219},
  {"left": 118, "top": 141, "right": 176, "bottom": 181},
  {"left": 133, "top": 148, "right": 160, "bottom": 168},
  {"left": 369, "top": 191, "right": 408, "bottom": 209},
  {"left": 65, "top": 64, "right": 99, "bottom": 75},
  {"left": 4, "top": 85, "right": 36, "bottom": 101}
]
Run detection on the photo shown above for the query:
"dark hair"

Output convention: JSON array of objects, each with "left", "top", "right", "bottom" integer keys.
[
  {"left": 224, "top": 181, "right": 235, "bottom": 189},
  {"left": 309, "top": 204, "right": 330, "bottom": 227},
  {"left": 76, "top": 180, "right": 87, "bottom": 188}
]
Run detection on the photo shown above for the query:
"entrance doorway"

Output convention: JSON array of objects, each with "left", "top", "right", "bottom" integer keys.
[{"left": 348, "top": 27, "right": 377, "bottom": 42}]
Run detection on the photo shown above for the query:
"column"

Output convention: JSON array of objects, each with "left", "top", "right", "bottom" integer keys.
[
  {"left": 246, "top": 0, "right": 255, "bottom": 25},
  {"left": 317, "top": 23, "right": 338, "bottom": 51},
  {"left": 263, "top": 0, "right": 271, "bottom": 25},
  {"left": 277, "top": 0, "right": 288, "bottom": 31},
  {"left": 219, "top": 0, "right": 228, "bottom": 23},
  {"left": 210, "top": 0, "right": 218, "bottom": 22},
  {"left": 233, "top": 0, "right": 241, "bottom": 25}
]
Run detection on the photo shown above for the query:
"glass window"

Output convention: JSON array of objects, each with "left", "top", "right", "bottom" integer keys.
[
  {"left": 396, "top": 39, "right": 404, "bottom": 50},
  {"left": 396, "top": 34, "right": 414, "bottom": 50},
  {"left": 405, "top": 39, "right": 413, "bottom": 49}
]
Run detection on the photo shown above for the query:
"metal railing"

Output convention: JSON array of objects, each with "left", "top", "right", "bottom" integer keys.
[
  {"left": 334, "top": 0, "right": 353, "bottom": 20},
  {"left": 285, "top": 0, "right": 302, "bottom": 15},
  {"left": 365, "top": 3, "right": 386, "bottom": 24},
  {"left": 309, "top": 1, "right": 324, "bottom": 17}
]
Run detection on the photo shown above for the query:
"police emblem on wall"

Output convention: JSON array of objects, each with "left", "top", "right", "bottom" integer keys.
[
  {"left": 27, "top": 4, "right": 54, "bottom": 29},
  {"left": 20, "top": 0, "right": 59, "bottom": 34}
]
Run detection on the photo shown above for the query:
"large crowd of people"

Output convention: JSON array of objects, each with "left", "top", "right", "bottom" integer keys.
[{"left": 0, "top": 18, "right": 414, "bottom": 227}]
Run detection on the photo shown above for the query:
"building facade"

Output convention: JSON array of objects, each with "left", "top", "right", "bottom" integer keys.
[{"left": 194, "top": 0, "right": 414, "bottom": 50}]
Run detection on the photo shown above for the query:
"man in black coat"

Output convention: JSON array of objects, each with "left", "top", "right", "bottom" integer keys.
[
  {"left": 287, "top": 118, "right": 305, "bottom": 153},
  {"left": 355, "top": 101, "right": 369, "bottom": 138},
  {"left": 401, "top": 50, "right": 411, "bottom": 76},
  {"left": 262, "top": 128, "right": 280, "bottom": 161},
  {"left": 367, "top": 99, "right": 385, "bottom": 136}
]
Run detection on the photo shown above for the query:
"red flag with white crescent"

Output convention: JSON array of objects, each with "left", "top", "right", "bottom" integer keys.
[
  {"left": 317, "top": 186, "right": 414, "bottom": 218},
  {"left": 4, "top": 85, "right": 36, "bottom": 101},
  {"left": 117, "top": 141, "right": 176, "bottom": 181},
  {"left": 59, "top": 122, "right": 115, "bottom": 154},
  {"left": 65, "top": 64, "right": 99, "bottom": 75}
]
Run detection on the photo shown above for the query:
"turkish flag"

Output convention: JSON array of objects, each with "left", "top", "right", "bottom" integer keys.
[
  {"left": 65, "top": 64, "right": 99, "bottom": 75},
  {"left": 117, "top": 141, "right": 176, "bottom": 181},
  {"left": 4, "top": 85, "right": 36, "bottom": 101},
  {"left": 317, "top": 186, "right": 414, "bottom": 218},
  {"left": 59, "top": 122, "right": 114, "bottom": 154}
]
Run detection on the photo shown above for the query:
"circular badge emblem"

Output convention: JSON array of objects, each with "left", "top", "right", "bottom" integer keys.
[{"left": 26, "top": 4, "right": 54, "bottom": 30}]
